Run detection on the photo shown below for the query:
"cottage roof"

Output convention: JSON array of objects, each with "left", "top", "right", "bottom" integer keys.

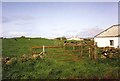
[{"left": 95, "top": 24, "right": 120, "bottom": 37}]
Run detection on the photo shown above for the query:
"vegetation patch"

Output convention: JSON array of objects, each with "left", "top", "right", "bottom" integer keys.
[{"left": 2, "top": 38, "right": 119, "bottom": 79}]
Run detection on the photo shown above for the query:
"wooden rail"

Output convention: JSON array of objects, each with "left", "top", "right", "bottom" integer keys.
[
  {"left": 32, "top": 49, "right": 90, "bottom": 54},
  {"left": 32, "top": 46, "right": 62, "bottom": 49},
  {"left": 31, "top": 44, "right": 97, "bottom": 61},
  {"left": 47, "top": 54, "right": 80, "bottom": 57},
  {"left": 58, "top": 58, "right": 81, "bottom": 62},
  {"left": 64, "top": 44, "right": 95, "bottom": 46}
]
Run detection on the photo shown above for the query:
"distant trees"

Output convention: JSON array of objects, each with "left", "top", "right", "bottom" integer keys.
[
  {"left": 55, "top": 37, "right": 67, "bottom": 40},
  {"left": 0, "top": 37, "right": 3, "bottom": 39},
  {"left": 21, "top": 36, "right": 26, "bottom": 38}
]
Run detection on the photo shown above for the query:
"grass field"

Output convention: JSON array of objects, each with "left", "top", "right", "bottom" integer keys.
[{"left": 2, "top": 38, "right": 120, "bottom": 79}]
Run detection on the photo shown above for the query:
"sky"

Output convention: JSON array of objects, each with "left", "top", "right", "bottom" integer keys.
[
  {"left": 1, "top": 2, "right": 118, "bottom": 38},
  {"left": 1, "top": 0, "right": 120, "bottom": 2}
]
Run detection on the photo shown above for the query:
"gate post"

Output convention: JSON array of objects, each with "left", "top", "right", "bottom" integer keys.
[
  {"left": 89, "top": 47, "right": 91, "bottom": 58},
  {"left": 80, "top": 45, "right": 82, "bottom": 58},
  {"left": 94, "top": 44, "right": 97, "bottom": 60},
  {"left": 43, "top": 45, "right": 45, "bottom": 55}
]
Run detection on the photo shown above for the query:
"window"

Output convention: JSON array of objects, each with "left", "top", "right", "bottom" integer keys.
[{"left": 110, "top": 40, "right": 114, "bottom": 46}]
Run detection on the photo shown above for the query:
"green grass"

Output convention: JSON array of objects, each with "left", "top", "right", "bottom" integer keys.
[
  {"left": 2, "top": 38, "right": 56, "bottom": 57},
  {"left": 2, "top": 38, "right": 119, "bottom": 79}
]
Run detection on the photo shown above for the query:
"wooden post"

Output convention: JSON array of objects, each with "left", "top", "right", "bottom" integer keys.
[
  {"left": 31, "top": 47, "right": 33, "bottom": 55},
  {"left": 80, "top": 46, "right": 82, "bottom": 58},
  {"left": 94, "top": 45, "right": 97, "bottom": 60},
  {"left": 64, "top": 44, "right": 66, "bottom": 54},
  {"left": 92, "top": 47, "right": 95, "bottom": 60},
  {"left": 73, "top": 46, "right": 75, "bottom": 50},
  {"left": 79, "top": 46, "right": 80, "bottom": 58},
  {"left": 89, "top": 47, "right": 91, "bottom": 58},
  {"left": 90, "top": 46, "right": 93, "bottom": 60},
  {"left": 43, "top": 45, "right": 45, "bottom": 55}
]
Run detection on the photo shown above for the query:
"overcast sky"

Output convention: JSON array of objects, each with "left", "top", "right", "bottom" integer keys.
[{"left": 1, "top": 2, "right": 118, "bottom": 38}]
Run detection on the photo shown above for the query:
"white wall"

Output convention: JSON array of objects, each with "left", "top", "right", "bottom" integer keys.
[{"left": 94, "top": 37, "right": 120, "bottom": 48}]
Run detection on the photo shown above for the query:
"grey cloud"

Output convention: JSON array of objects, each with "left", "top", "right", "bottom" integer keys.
[
  {"left": 13, "top": 15, "right": 35, "bottom": 20},
  {"left": 2, "top": 16, "right": 15, "bottom": 23},
  {"left": 2, "top": 15, "right": 35, "bottom": 23},
  {"left": 76, "top": 27, "right": 103, "bottom": 38}
]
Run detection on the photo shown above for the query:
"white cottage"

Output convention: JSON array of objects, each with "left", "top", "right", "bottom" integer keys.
[{"left": 94, "top": 24, "right": 120, "bottom": 48}]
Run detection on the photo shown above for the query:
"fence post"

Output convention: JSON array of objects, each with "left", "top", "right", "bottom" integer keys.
[
  {"left": 79, "top": 46, "right": 80, "bottom": 58},
  {"left": 80, "top": 45, "right": 82, "bottom": 58},
  {"left": 31, "top": 47, "right": 33, "bottom": 55},
  {"left": 89, "top": 47, "right": 91, "bottom": 58},
  {"left": 43, "top": 45, "right": 45, "bottom": 55},
  {"left": 90, "top": 46, "right": 94, "bottom": 60},
  {"left": 73, "top": 46, "right": 75, "bottom": 50},
  {"left": 94, "top": 44, "right": 97, "bottom": 60},
  {"left": 64, "top": 44, "right": 66, "bottom": 50}
]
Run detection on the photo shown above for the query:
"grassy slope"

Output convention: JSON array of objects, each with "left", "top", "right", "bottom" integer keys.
[
  {"left": 2, "top": 38, "right": 55, "bottom": 57},
  {"left": 2, "top": 38, "right": 119, "bottom": 79}
]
